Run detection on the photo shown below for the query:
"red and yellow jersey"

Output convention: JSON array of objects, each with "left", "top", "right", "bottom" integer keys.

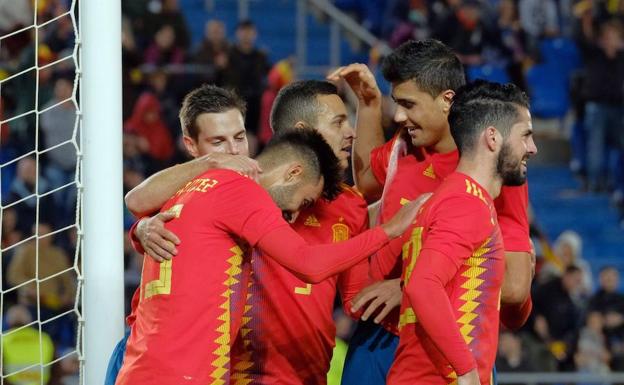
[
  {"left": 368, "top": 139, "right": 530, "bottom": 334},
  {"left": 231, "top": 186, "right": 369, "bottom": 385},
  {"left": 387, "top": 173, "right": 505, "bottom": 385},
  {"left": 117, "top": 169, "right": 287, "bottom": 385}
]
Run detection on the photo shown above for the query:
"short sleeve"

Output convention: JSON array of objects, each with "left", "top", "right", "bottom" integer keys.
[{"left": 494, "top": 184, "right": 531, "bottom": 253}]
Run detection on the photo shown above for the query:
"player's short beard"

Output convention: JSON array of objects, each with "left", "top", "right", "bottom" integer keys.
[{"left": 496, "top": 141, "right": 527, "bottom": 186}]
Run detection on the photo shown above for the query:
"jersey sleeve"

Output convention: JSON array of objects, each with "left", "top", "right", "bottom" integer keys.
[
  {"left": 337, "top": 199, "right": 371, "bottom": 317},
  {"left": 128, "top": 219, "right": 145, "bottom": 255},
  {"left": 215, "top": 176, "right": 290, "bottom": 247},
  {"left": 495, "top": 184, "right": 531, "bottom": 253},
  {"left": 404, "top": 195, "right": 492, "bottom": 375},
  {"left": 217, "top": 176, "right": 391, "bottom": 283}
]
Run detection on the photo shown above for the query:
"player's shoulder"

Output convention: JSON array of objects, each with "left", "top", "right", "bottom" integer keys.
[
  {"left": 333, "top": 184, "right": 367, "bottom": 209},
  {"left": 431, "top": 174, "right": 493, "bottom": 214}
]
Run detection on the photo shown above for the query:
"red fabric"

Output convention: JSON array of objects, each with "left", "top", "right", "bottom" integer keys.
[
  {"left": 124, "top": 92, "right": 174, "bottom": 161},
  {"left": 368, "top": 141, "right": 530, "bottom": 334},
  {"left": 387, "top": 173, "right": 505, "bottom": 385},
  {"left": 500, "top": 296, "right": 533, "bottom": 331},
  {"left": 231, "top": 186, "right": 369, "bottom": 384},
  {"left": 495, "top": 184, "right": 531, "bottom": 253},
  {"left": 117, "top": 170, "right": 388, "bottom": 385}
]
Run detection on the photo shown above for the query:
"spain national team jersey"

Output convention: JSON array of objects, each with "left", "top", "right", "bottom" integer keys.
[
  {"left": 231, "top": 186, "right": 369, "bottom": 385},
  {"left": 117, "top": 170, "right": 392, "bottom": 385},
  {"left": 116, "top": 169, "right": 287, "bottom": 385},
  {"left": 368, "top": 138, "right": 530, "bottom": 334},
  {"left": 386, "top": 172, "right": 505, "bottom": 385}
]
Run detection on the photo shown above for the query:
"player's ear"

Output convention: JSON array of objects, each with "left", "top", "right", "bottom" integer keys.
[
  {"left": 438, "top": 90, "right": 455, "bottom": 114},
  {"left": 293, "top": 121, "right": 307, "bottom": 130},
  {"left": 182, "top": 135, "right": 199, "bottom": 158},
  {"left": 485, "top": 126, "right": 499, "bottom": 152},
  {"left": 285, "top": 163, "right": 304, "bottom": 184}
]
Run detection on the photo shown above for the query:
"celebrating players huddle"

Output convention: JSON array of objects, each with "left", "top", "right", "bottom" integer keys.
[{"left": 109, "top": 39, "right": 537, "bottom": 385}]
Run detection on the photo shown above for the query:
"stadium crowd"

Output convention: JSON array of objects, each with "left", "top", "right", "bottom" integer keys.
[{"left": 1, "top": 0, "right": 623, "bottom": 384}]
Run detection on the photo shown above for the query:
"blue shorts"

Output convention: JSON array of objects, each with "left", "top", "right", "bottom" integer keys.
[
  {"left": 104, "top": 329, "right": 130, "bottom": 385},
  {"left": 341, "top": 320, "right": 398, "bottom": 385}
]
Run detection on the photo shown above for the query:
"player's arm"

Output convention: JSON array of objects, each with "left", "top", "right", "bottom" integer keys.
[
  {"left": 336, "top": 200, "right": 374, "bottom": 318},
  {"left": 328, "top": 63, "right": 385, "bottom": 201},
  {"left": 406, "top": 196, "right": 490, "bottom": 378},
  {"left": 497, "top": 185, "right": 533, "bottom": 305},
  {"left": 406, "top": 248, "right": 477, "bottom": 375},
  {"left": 257, "top": 200, "right": 422, "bottom": 283},
  {"left": 124, "top": 153, "right": 261, "bottom": 217}
]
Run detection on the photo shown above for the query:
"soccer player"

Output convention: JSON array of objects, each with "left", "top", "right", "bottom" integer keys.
[
  {"left": 229, "top": 79, "right": 393, "bottom": 384},
  {"left": 386, "top": 80, "right": 537, "bottom": 385},
  {"left": 115, "top": 128, "right": 421, "bottom": 385},
  {"left": 338, "top": 39, "right": 535, "bottom": 384},
  {"left": 104, "top": 84, "right": 260, "bottom": 385}
]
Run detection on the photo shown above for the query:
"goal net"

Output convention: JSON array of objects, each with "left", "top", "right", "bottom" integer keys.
[{"left": 1, "top": 1, "right": 85, "bottom": 384}]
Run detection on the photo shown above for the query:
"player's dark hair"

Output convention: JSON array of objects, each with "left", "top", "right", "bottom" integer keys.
[
  {"left": 270, "top": 80, "right": 339, "bottom": 133},
  {"left": 381, "top": 39, "right": 465, "bottom": 97},
  {"left": 179, "top": 84, "right": 247, "bottom": 140},
  {"left": 449, "top": 80, "right": 529, "bottom": 156},
  {"left": 237, "top": 19, "right": 255, "bottom": 30},
  {"left": 258, "top": 127, "right": 342, "bottom": 200}
]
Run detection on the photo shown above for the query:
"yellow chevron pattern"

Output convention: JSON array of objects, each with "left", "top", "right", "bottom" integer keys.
[
  {"left": 210, "top": 246, "right": 244, "bottom": 384},
  {"left": 456, "top": 239, "right": 491, "bottom": 345},
  {"left": 232, "top": 280, "right": 254, "bottom": 385},
  {"left": 446, "top": 370, "right": 458, "bottom": 385}
]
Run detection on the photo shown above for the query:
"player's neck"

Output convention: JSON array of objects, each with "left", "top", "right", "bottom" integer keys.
[
  {"left": 430, "top": 132, "right": 457, "bottom": 154},
  {"left": 456, "top": 157, "right": 503, "bottom": 199}
]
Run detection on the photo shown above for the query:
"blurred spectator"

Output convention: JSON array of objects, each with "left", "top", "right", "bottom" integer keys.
[
  {"left": 604, "top": 309, "right": 624, "bottom": 370},
  {"left": 222, "top": 20, "right": 270, "bottom": 139},
  {"left": 193, "top": 19, "right": 229, "bottom": 83},
  {"left": 124, "top": 92, "right": 175, "bottom": 164},
  {"left": 577, "top": 17, "right": 624, "bottom": 192},
  {"left": 432, "top": 0, "right": 503, "bottom": 65},
  {"left": 45, "top": 13, "right": 74, "bottom": 53},
  {"left": 540, "top": 230, "right": 593, "bottom": 296},
  {"left": 122, "top": 16, "right": 143, "bottom": 120},
  {"left": 518, "top": 0, "right": 559, "bottom": 55},
  {"left": 0, "top": 0, "right": 32, "bottom": 34},
  {"left": 2, "top": 304, "right": 54, "bottom": 385},
  {"left": 6, "top": 157, "right": 52, "bottom": 236},
  {"left": 497, "top": 0, "right": 527, "bottom": 87},
  {"left": 144, "top": 24, "right": 185, "bottom": 66},
  {"left": 7, "top": 223, "right": 75, "bottom": 312},
  {"left": 145, "top": 0, "right": 190, "bottom": 50},
  {"left": 145, "top": 69, "right": 179, "bottom": 139},
  {"left": 0, "top": 0, "right": 33, "bottom": 57},
  {"left": 1, "top": 207, "right": 22, "bottom": 250},
  {"left": 496, "top": 331, "right": 536, "bottom": 376},
  {"left": 589, "top": 266, "right": 624, "bottom": 315},
  {"left": 575, "top": 311, "right": 611, "bottom": 374},
  {"left": 533, "top": 265, "right": 586, "bottom": 369},
  {"left": 258, "top": 57, "right": 295, "bottom": 146},
  {"left": 40, "top": 75, "right": 78, "bottom": 219}
]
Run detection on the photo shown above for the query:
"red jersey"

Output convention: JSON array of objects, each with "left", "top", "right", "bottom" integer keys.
[
  {"left": 386, "top": 173, "right": 505, "bottom": 385},
  {"left": 368, "top": 139, "right": 530, "bottom": 334},
  {"left": 117, "top": 170, "right": 390, "bottom": 385},
  {"left": 231, "top": 186, "right": 369, "bottom": 385}
]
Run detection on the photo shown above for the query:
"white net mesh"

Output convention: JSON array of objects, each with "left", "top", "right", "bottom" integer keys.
[{"left": 1, "top": 1, "right": 83, "bottom": 384}]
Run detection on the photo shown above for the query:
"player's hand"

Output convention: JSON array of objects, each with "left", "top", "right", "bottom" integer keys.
[
  {"left": 351, "top": 279, "right": 402, "bottom": 323},
  {"left": 327, "top": 63, "right": 382, "bottom": 106},
  {"left": 380, "top": 193, "right": 432, "bottom": 238},
  {"left": 457, "top": 369, "right": 480, "bottom": 385},
  {"left": 136, "top": 212, "right": 181, "bottom": 262},
  {"left": 204, "top": 153, "right": 262, "bottom": 181}
]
